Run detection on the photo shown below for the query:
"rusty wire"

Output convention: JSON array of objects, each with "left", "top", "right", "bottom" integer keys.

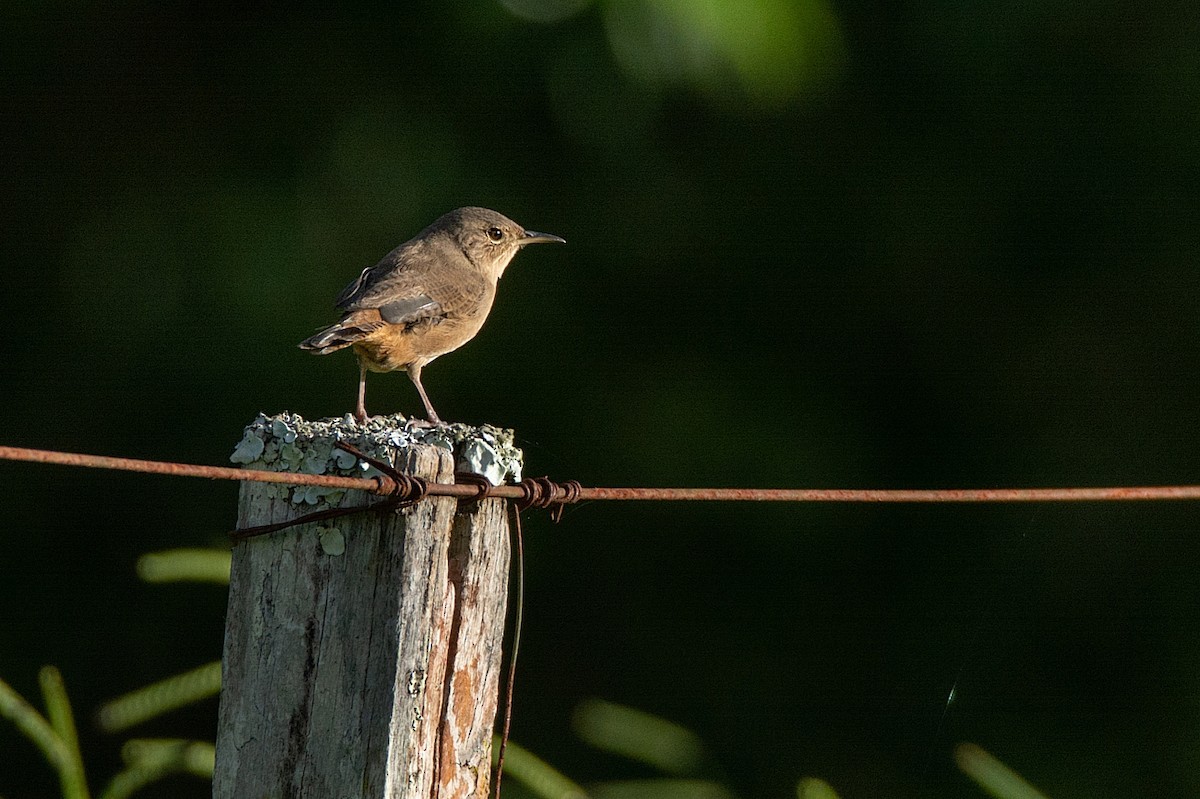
[{"left": 3, "top": 443, "right": 1200, "bottom": 504}]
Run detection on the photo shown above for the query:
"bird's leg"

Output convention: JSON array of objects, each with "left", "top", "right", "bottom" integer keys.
[
  {"left": 355, "top": 360, "right": 369, "bottom": 424},
  {"left": 407, "top": 363, "right": 441, "bottom": 424}
]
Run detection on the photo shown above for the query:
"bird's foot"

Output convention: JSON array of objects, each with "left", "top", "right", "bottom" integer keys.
[{"left": 350, "top": 411, "right": 421, "bottom": 429}]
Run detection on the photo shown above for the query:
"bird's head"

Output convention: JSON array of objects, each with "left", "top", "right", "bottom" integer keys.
[{"left": 433, "top": 206, "right": 565, "bottom": 280}]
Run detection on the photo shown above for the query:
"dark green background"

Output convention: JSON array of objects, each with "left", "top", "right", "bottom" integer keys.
[{"left": 4, "top": 2, "right": 1200, "bottom": 796}]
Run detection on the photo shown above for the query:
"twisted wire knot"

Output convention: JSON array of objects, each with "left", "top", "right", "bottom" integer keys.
[
  {"left": 374, "top": 472, "right": 429, "bottom": 507},
  {"left": 515, "top": 477, "right": 584, "bottom": 521},
  {"left": 559, "top": 479, "right": 583, "bottom": 504},
  {"left": 453, "top": 471, "right": 494, "bottom": 502}
]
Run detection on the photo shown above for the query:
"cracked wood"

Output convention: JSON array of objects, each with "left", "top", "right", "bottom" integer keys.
[{"left": 214, "top": 437, "right": 510, "bottom": 798}]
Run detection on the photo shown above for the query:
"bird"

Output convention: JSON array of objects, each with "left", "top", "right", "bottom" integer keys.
[{"left": 299, "top": 207, "right": 565, "bottom": 424}]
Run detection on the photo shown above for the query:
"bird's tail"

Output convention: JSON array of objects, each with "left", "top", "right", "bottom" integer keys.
[{"left": 298, "top": 312, "right": 384, "bottom": 355}]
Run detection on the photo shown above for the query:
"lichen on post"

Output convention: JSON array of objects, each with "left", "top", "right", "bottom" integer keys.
[{"left": 214, "top": 412, "right": 521, "bottom": 799}]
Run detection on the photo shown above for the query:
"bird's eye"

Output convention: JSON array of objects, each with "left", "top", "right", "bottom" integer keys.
[{"left": 487, "top": 226, "right": 504, "bottom": 242}]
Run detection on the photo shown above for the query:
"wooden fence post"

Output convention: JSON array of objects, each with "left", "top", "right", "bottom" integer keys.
[{"left": 213, "top": 413, "right": 522, "bottom": 799}]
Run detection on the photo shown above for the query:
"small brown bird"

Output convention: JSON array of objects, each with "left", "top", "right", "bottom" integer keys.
[{"left": 299, "top": 207, "right": 565, "bottom": 423}]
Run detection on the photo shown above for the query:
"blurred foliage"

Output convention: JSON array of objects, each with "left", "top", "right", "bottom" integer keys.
[
  {"left": 96, "top": 663, "right": 221, "bottom": 735},
  {"left": 516, "top": 702, "right": 1052, "bottom": 799},
  {"left": 135, "top": 550, "right": 231, "bottom": 586},
  {"left": 4, "top": 0, "right": 1200, "bottom": 796},
  {"left": 0, "top": 668, "right": 88, "bottom": 799},
  {"left": 573, "top": 697, "right": 708, "bottom": 775},
  {"left": 0, "top": 550, "right": 224, "bottom": 798},
  {"left": 500, "top": 739, "right": 591, "bottom": 799},
  {"left": 599, "top": 0, "right": 845, "bottom": 109},
  {"left": 0, "top": 668, "right": 212, "bottom": 799},
  {"left": 796, "top": 777, "right": 842, "bottom": 799},
  {"left": 955, "top": 744, "right": 1050, "bottom": 799},
  {"left": 100, "top": 740, "right": 215, "bottom": 799}
]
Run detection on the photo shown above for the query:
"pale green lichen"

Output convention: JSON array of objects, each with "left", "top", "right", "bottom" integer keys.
[
  {"left": 278, "top": 442, "right": 304, "bottom": 470},
  {"left": 409, "top": 422, "right": 523, "bottom": 484},
  {"left": 332, "top": 447, "right": 358, "bottom": 470},
  {"left": 228, "top": 412, "right": 525, "bottom": 511},
  {"left": 229, "top": 431, "right": 265, "bottom": 464},
  {"left": 460, "top": 438, "right": 509, "bottom": 486},
  {"left": 301, "top": 441, "right": 333, "bottom": 475},
  {"left": 319, "top": 527, "right": 345, "bottom": 556},
  {"left": 271, "top": 418, "right": 298, "bottom": 443}
]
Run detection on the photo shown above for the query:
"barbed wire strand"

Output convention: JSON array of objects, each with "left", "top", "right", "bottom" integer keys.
[{"left": 3, "top": 444, "right": 1200, "bottom": 504}]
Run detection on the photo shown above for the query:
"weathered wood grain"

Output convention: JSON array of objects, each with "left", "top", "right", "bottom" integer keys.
[{"left": 214, "top": 420, "right": 512, "bottom": 799}]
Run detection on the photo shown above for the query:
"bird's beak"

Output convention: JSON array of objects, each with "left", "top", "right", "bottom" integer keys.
[{"left": 520, "top": 230, "right": 566, "bottom": 246}]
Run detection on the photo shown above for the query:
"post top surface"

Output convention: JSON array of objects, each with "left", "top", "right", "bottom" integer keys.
[{"left": 230, "top": 412, "right": 524, "bottom": 495}]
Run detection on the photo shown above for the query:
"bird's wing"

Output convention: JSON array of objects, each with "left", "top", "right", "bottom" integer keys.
[
  {"left": 334, "top": 240, "right": 428, "bottom": 308},
  {"left": 334, "top": 265, "right": 376, "bottom": 308},
  {"left": 336, "top": 243, "right": 491, "bottom": 326},
  {"left": 377, "top": 293, "right": 442, "bottom": 325}
]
